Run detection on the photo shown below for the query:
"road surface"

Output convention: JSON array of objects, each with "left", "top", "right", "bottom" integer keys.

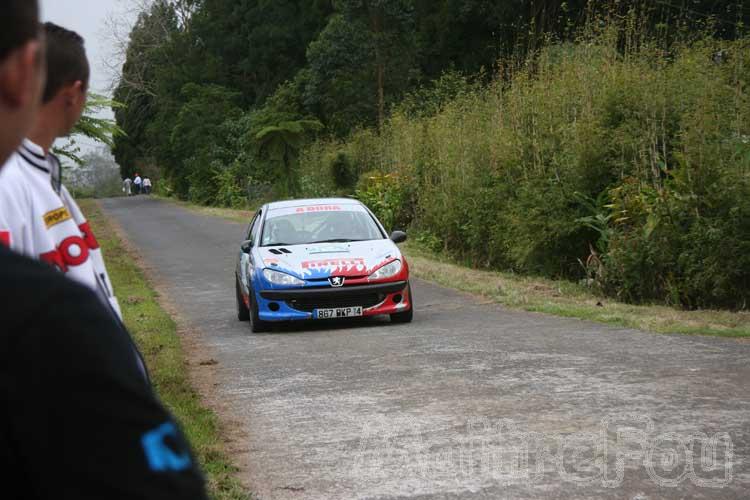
[{"left": 100, "top": 196, "right": 749, "bottom": 500}]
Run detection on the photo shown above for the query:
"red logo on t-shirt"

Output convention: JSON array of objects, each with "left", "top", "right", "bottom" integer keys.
[
  {"left": 0, "top": 231, "right": 10, "bottom": 247},
  {"left": 79, "top": 222, "right": 100, "bottom": 250},
  {"left": 40, "top": 235, "right": 90, "bottom": 273}
]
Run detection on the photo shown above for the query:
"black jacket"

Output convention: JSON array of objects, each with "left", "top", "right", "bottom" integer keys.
[{"left": 0, "top": 246, "right": 208, "bottom": 499}]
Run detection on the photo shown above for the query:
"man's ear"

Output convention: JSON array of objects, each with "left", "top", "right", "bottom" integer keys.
[
  {"left": 64, "top": 80, "right": 86, "bottom": 107},
  {"left": 0, "top": 41, "right": 42, "bottom": 108}
]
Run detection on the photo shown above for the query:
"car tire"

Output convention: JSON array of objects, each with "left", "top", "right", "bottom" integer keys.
[
  {"left": 236, "top": 277, "right": 250, "bottom": 321},
  {"left": 390, "top": 283, "right": 414, "bottom": 324},
  {"left": 250, "top": 291, "right": 270, "bottom": 333}
]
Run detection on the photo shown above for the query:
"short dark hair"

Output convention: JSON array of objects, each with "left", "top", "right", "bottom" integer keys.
[
  {"left": 42, "top": 22, "right": 89, "bottom": 103},
  {"left": 0, "top": 0, "right": 40, "bottom": 61}
]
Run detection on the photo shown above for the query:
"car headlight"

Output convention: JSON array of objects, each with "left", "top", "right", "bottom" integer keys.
[
  {"left": 262, "top": 269, "right": 305, "bottom": 286},
  {"left": 368, "top": 260, "right": 402, "bottom": 281}
]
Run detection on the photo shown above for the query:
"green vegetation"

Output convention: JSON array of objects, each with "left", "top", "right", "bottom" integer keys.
[
  {"left": 112, "top": 1, "right": 750, "bottom": 310},
  {"left": 118, "top": 1, "right": 742, "bottom": 204},
  {"left": 404, "top": 242, "right": 750, "bottom": 338},
  {"left": 299, "top": 19, "right": 750, "bottom": 310},
  {"left": 79, "top": 199, "right": 250, "bottom": 500}
]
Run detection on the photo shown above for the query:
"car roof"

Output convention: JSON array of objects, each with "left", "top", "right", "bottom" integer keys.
[{"left": 265, "top": 198, "right": 363, "bottom": 211}]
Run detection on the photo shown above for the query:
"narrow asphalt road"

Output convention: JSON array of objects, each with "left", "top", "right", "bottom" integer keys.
[{"left": 100, "top": 196, "right": 749, "bottom": 500}]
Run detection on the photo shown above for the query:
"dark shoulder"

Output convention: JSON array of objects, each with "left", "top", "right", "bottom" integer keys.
[
  {"left": 0, "top": 247, "right": 80, "bottom": 311},
  {"left": 0, "top": 246, "right": 99, "bottom": 337},
  {"left": 0, "top": 247, "right": 143, "bottom": 381}
]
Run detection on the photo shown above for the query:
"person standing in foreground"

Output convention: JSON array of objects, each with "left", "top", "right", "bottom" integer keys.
[
  {"left": 0, "top": 0, "right": 44, "bottom": 167},
  {"left": 0, "top": 22, "right": 120, "bottom": 316},
  {"left": 0, "top": 3, "right": 209, "bottom": 498},
  {"left": 123, "top": 176, "right": 132, "bottom": 196}
]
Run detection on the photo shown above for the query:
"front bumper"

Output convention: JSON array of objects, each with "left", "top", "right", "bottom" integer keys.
[{"left": 256, "top": 281, "right": 410, "bottom": 321}]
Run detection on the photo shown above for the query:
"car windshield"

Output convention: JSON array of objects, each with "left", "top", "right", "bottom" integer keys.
[{"left": 261, "top": 206, "right": 384, "bottom": 246}]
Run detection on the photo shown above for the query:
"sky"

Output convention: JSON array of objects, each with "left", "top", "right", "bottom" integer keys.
[{"left": 40, "top": 0, "right": 136, "bottom": 155}]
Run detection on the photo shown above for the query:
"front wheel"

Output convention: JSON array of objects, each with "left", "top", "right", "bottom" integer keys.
[
  {"left": 390, "top": 283, "right": 414, "bottom": 324},
  {"left": 236, "top": 277, "right": 250, "bottom": 321}
]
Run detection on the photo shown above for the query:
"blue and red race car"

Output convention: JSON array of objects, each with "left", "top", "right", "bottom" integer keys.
[{"left": 235, "top": 198, "right": 413, "bottom": 332}]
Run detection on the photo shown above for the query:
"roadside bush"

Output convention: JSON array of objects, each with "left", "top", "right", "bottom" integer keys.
[
  {"left": 355, "top": 171, "right": 415, "bottom": 232},
  {"left": 297, "top": 139, "right": 338, "bottom": 198},
  {"left": 330, "top": 152, "right": 356, "bottom": 188},
  {"left": 297, "top": 23, "right": 750, "bottom": 308},
  {"left": 213, "top": 160, "right": 251, "bottom": 209}
]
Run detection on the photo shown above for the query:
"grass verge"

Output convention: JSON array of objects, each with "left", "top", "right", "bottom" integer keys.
[
  {"left": 80, "top": 199, "right": 250, "bottom": 499},
  {"left": 404, "top": 243, "right": 750, "bottom": 338},
  {"left": 153, "top": 196, "right": 750, "bottom": 338}
]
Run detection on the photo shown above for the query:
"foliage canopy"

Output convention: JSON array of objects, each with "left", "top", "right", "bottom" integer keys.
[{"left": 113, "top": 0, "right": 750, "bottom": 308}]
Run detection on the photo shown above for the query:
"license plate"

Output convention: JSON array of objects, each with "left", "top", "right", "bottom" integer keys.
[{"left": 315, "top": 306, "right": 363, "bottom": 319}]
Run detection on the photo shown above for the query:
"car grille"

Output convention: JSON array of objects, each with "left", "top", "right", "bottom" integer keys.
[{"left": 286, "top": 293, "right": 385, "bottom": 312}]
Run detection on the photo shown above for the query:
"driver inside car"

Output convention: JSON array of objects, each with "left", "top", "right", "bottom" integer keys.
[
  {"left": 264, "top": 218, "right": 299, "bottom": 246},
  {"left": 305, "top": 212, "right": 348, "bottom": 241}
]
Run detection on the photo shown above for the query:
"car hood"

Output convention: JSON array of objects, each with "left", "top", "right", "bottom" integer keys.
[{"left": 257, "top": 240, "right": 400, "bottom": 280}]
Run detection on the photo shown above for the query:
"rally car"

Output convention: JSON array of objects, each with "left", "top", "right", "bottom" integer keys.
[{"left": 235, "top": 198, "right": 413, "bottom": 332}]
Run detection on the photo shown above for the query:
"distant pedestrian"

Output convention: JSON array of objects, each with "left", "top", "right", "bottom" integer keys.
[
  {"left": 143, "top": 177, "right": 152, "bottom": 195},
  {"left": 133, "top": 173, "right": 142, "bottom": 195},
  {"left": 123, "top": 177, "right": 132, "bottom": 196}
]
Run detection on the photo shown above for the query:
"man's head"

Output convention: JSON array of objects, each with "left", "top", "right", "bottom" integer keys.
[
  {"left": 39, "top": 22, "right": 89, "bottom": 138},
  {"left": 0, "top": 0, "right": 44, "bottom": 165}
]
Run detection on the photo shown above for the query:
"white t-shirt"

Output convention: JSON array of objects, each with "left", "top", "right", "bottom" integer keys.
[
  {"left": 134, "top": 176, "right": 142, "bottom": 186},
  {"left": 0, "top": 139, "right": 121, "bottom": 318}
]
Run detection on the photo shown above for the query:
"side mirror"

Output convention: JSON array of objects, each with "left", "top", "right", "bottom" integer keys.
[
  {"left": 390, "top": 230, "right": 407, "bottom": 244},
  {"left": 240, "top": 239, "right": 253, "bottom": 253}
]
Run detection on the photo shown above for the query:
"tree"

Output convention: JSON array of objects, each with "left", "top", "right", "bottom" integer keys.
[
  {"left": 305, "top": 0, "right": 418, "bottom": 134},
  {"left": 304, "top": 14, "right": 375, "bottom": 135},
  {"left": 255, "top": 119, "right": 323, "bottom": 195},
  {"left": 192, "top": 0, "right": 333, "bottom": 106},
  {"left": 338, "top": 0, "right": 418, "bottom": 131},
  {"left": 166, "top": 83, "right": 242, "bottom": 199},
  {"left": 112, "top": 0, "right": 332, "bottom": 194},
  {"left": 111, "top": 0, "right": 750, "bottom": 204},
  {"left": 112, "top": 0, "right": 182, "bottom": 178}
]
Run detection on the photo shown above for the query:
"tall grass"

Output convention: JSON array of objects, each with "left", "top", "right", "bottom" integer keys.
[{"left": 299, "top": 15, "right": 750, "bottom": 309}]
